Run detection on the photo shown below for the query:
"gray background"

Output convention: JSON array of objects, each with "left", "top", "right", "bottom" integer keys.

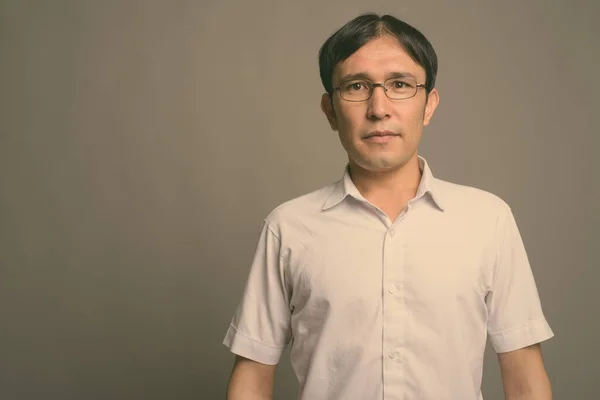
[{"left": 1, "top": 0, "right": 598, "bottom": 399}]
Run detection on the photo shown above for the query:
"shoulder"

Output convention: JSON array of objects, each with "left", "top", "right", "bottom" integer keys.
[
  {"left": 261, "top": 181, "right": 338, "bottom": 237},
  {"left": 433, "top": 177, "right": 512, "bottom": 220}
]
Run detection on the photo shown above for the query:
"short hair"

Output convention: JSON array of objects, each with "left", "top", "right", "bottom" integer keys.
[{"left": 318, "top": 13, "right": 438, "bottom": 95}]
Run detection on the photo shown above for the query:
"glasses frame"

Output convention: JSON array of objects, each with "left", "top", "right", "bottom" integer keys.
[{"left": 332, "top": 77, "right": 426, "bottom": 102}]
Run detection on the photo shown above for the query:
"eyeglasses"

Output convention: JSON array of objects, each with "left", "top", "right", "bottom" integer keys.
[{"left": 332, "top": 76, "right": 426, "bottom": 102}]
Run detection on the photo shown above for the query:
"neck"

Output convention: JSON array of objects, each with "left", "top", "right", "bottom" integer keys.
[{"left": 348, "top": 155, "right": 422, "bottom": 202}]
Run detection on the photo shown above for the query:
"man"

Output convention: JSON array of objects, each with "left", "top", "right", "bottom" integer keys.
[{"left": 223, "top": 13, "right": 554, "bottom": 400}]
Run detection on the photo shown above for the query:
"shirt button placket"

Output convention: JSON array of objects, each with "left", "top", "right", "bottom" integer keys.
[{"left": 382, "top": 223, "right": 405, "bottom": 398}]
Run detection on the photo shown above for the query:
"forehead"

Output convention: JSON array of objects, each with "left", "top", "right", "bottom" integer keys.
[{"left": 334, "top": 35, "right": 425, "bottom": 83}]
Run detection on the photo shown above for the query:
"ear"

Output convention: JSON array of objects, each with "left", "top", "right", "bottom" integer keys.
[
  {"left": 320, "top": 93, "right": 338, "bottom": 131},
  {"left": 423, "top": 88, "right": 439, "bottom": 126}
]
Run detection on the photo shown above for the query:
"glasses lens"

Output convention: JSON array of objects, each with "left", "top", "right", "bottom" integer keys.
[
  {"left": 385, "top": 77, "right": 418, "bottom": 99},
  {"left": 339, "top": 80, "right": 371, "bottom": 101}
]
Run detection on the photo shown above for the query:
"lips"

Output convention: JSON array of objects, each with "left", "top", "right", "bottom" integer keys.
[
  {"left": 364, "top": 130, "right": 400, "bottom": 139},
  {"left": 363, "top": 131, "right": 400, "bottom": 144}
]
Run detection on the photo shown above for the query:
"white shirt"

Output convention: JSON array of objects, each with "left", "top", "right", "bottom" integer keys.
[{"left": 223, "top": 156, "right": 554, "bottom": 400}]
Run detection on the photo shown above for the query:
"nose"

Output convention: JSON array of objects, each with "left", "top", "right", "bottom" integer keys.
[{"left": 366, "top": 85, "right": 392, "bottom": 120}]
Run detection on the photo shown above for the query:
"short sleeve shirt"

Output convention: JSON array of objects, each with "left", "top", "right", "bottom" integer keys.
[{"left": 223, "top": 156, "right": 554, "bottom": 400}]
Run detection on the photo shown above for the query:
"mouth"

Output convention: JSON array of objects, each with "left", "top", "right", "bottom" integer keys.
[{"left": 363, "top": 130, "right": 400, "bottom": 143}]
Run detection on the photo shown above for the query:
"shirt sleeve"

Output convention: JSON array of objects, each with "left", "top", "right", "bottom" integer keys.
[
  {"left": 222, "top": 220, "right": 292, "bottom": 365},
  {"left": 486, "top": 206, "right": 554, "bottom": 353}
]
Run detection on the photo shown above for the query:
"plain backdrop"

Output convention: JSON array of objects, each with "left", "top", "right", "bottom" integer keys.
[{"left": 1, "top": 0, "right": 598, "bottom": 399}]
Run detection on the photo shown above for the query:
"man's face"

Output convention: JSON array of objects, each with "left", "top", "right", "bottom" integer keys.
[{"left": 321, "top": 35, "right": 439, "bottom": 173}]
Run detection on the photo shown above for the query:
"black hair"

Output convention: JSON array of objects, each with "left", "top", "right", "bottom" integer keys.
[{"left": 318, "top": 13, "right": 438, "bottom": 95}]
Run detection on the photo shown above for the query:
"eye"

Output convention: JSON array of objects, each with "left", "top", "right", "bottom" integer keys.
[
  {"left": 344, "top": 81, "right": 369, "bottom": 91},
  {"left": 391, "top": 80, "right": 410, "bottom": 88}
]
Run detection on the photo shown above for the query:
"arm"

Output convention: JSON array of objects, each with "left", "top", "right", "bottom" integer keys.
[
  {"left": 226, "top": 355, "right": 276, "bottom": 400},
  {"left": 487, "top": 206, "right": 554, "bottom": 398},
  {"left": 224, "top": 221, "right": 291, "bottom": 398},
  {"left": 498, "top": 343, "right": 552, "bottom": 400}
]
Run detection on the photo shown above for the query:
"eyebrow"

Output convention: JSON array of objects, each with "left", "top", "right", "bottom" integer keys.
[{"left": 337, "top": 71, "right": 419, "bottom": 85}]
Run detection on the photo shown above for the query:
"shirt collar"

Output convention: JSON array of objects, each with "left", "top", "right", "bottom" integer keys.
[{"left": 322, "top": 155, "right": 445, "bottom": 212}]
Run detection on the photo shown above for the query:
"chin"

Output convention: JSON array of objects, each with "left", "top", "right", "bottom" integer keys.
[{"left": 357, "top": 158, "right": 404, "bottom": 171}]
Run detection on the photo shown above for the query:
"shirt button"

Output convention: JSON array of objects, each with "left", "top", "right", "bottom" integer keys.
[
  {"left": 388, "top": 285, "right": 397, "bottom": 294},
  {"left": 389, "top": 229, "right": 396, "bottom": 237},
  {"left": 388, "top": 351, "right": 397, "bottom": 359}
]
